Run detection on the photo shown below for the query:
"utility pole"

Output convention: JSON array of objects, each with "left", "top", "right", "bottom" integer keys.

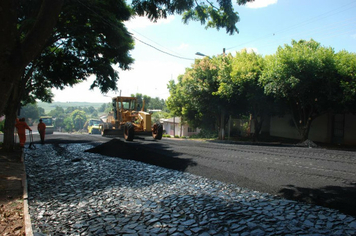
[
  {"left": 221, "top": 48, "right": 226, "bottom": 140},
  {"left": 173, "top": 116, "right": 175, "bottom": 137}
]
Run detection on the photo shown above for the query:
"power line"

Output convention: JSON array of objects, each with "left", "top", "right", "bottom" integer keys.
[
  {"left": 129, "top": 28, "right": 187, "bottom": 58},
  {"left": 132, "top": 35, "right": 194, "bottom": 61},
  {"left": 76, "top": 0, "right": 194, "bottom": 61}
]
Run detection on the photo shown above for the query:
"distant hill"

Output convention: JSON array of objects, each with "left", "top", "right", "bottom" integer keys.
[{"left": 37, "top": 101, "right": 107, "bottom": 113}]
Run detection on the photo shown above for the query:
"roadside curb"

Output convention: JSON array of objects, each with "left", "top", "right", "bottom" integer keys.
[{"left": 21, "top": 151, "right": 33, "bottom": 236}]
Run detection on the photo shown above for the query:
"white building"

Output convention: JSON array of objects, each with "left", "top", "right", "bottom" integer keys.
[{"left": 161, "top": 117, "right": 200, "bottom": 137}]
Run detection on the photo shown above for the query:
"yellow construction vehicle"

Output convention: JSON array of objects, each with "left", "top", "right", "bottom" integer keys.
[{"left": 99, "top": 96, "right": 163, "bottom": 141}]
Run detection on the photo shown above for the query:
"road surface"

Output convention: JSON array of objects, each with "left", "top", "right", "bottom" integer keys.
[{"left": 4, "top": 132, "right": 356, "bottom": 216}]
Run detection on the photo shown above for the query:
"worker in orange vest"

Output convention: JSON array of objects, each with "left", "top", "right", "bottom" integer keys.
[
  {"left": 37, "top": 119, "right": 46, "bottom": 144},
  {"left": 15, "top": 118, "right": 32, "bottom": 148}
]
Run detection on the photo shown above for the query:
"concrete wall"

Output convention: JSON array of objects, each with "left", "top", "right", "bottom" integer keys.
[
  {"left": 308, "top": 114, "right": 330, "bottom": 143},
  {"left": 270, "top": 114, "right": 300, "bottom": 140},
  {"left": 270, "top": 113, "right": 356, "bottom": 144},
  {"left": 270, "top": 114, "right": 330, "bottom": 142},
  {"left": 344, "top": 113, "right": 356, "bottom": 145}
]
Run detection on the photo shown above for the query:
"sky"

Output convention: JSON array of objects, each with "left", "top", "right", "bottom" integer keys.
[{"left": 52, "top": 0, "right": 356, "bottom": 103}]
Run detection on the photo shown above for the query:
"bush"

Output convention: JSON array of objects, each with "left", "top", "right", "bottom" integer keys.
[
  {"left": 0, "top": 119, "right": 5, "bottom": 133},
  {"left": 189, "top": 129, "right": 218, "bottom": 139}
]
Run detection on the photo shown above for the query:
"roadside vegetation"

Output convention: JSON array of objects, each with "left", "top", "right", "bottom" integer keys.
[{"left": 167, "top": 39, "right": 356, "bottom": 142}]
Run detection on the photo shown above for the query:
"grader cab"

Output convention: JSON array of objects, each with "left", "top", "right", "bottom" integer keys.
[{"left": 100, "top": 96, "right": 163, "bottom": 141}]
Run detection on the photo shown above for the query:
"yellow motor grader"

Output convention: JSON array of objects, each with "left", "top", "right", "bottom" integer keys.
[{"left": 99, "top": 96, "right": 163, "bottom": 141}]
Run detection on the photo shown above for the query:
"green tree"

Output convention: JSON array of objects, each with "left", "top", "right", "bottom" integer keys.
[
  {"left": 216, "top": 49, "right": 273, "bottom": 141},
  {"left": 38, "top": 107, "right": 46, "bottom": 116},
  {"left": 151, "top": 111, "right": 170, "bottom": 123},
  {"left": 168, "top": 55, "right": 235, "bottom": 139},
  {"left": 98, "top": 103, "right": 107, "bottom": 113},
  {"left": 133, "top": 0, "right": 253, "bottom": 35},
  {"left": 147, "top": 97, "right": 167, "bottom": 110},
  {"left": 48, "top": 106, "right": 65, "bottom": 118},
  {"left": 91, "top": 110, "right": 99, "bottom": 118},
  {"left": 260, "top": 39, "right": 342, "bottom": 141},
  {"left": 335, "top": 50, "right": 356, "bottom": 112},
  {"left": 65, "top": 107, "right": 78, "bottom": 115},
  {"left": 63, "top": 117, "right": 74, "bottom": 132},
  {"left": 131, "top": 93, "right": 162, "bottom": 111},
  {"left": 47, "top": 106, "right": 66, "bottom": 130},
  {"left": 104, "top": 103, "right": 113, "bottom": 114},
  {"left": 87, "top": 106, "right": 96, "bottom": 115},
  {"left": 167, "top": 77, "right": 187, "bottom": 119},
  {"left": 54, "top": 118, "right": 65, "bottom": 131},
  {"left": 19, "top": 103, "right": 40, "bottom": 125},
  {"left": 70, "top": 110, "right": 87, "bottom": 131}
]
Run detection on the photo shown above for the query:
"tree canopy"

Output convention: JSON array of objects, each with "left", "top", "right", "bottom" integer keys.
[
  {"left": 168, "top": 55, "right": 237, "bottom": 138},
  {"left": 260, "top": 39, "right": 343, "bottom": 140},
  {"left": 168, "top": 39, "right": 356, "bottom": 142}
]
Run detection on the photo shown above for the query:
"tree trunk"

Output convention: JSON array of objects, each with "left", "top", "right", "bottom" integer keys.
[
  {"left": 300, "top": 120, "right": 312, "bottom": 142},
  {"left": 219, "top": 110, "right": 226, "bottom": 140},
  {"left": 180, "top": 117, "right": 183, "bottom": 137},
  {"left": 3, "top": 86, "right": 22, "bottom": 150},
  {"left": 297, "top": 117, "right": 313, "bottom": 142},
  {"left": 0, "top": 66, "right": 23, "bottom": 116},
  {"left": 252, "top": 118, "right": 263, "bottom": 142}
]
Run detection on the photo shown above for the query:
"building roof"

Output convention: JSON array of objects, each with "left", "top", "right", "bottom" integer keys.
[{"left": 161, "top": 117, "right": 181, "bottom": 123}]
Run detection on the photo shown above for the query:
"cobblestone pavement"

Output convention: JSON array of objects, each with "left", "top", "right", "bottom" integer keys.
[{"left": 25, "top": 144, "right": 356, "bottom": 235}]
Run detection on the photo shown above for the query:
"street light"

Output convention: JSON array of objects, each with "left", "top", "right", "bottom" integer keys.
[
  {"left": 195, "top": 48, "right": 226, "bottom": 57},
  {"left": 195, "top": 52, "right": 208, "bottom": 57}
]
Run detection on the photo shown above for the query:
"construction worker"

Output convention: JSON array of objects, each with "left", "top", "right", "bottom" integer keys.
[
  {"left": 15, "top": 118, "right": 32, "bottom": 148},
  {"left": 37, "top": 119, "right": 46, "bottom": 144}
]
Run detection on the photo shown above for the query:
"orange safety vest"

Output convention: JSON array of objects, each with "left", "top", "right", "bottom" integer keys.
[
  {"left": 15, "top": 120, "right": 30, "bottom": 134},
  {"left": 38, "top": 122, "right": 46, "bottom": 133}
]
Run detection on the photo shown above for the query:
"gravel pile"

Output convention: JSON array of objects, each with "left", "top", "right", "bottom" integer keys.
[{"left": 25, "top": 144, "right": 356, "bottom": 235}]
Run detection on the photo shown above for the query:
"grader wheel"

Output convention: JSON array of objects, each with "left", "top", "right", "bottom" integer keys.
[
  {"left": 152, "top": 122, "right": 163, "bottom": 140},
  {"left": 124, "top": 122, "right": 134, "bottom": 141}
]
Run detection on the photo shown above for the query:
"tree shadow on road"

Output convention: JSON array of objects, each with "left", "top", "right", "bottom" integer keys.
[
  {"left": 85, "top": 138, "right": 197, "bottom": 171},
  {"left": 278, "top": 184, "right": 356, "bottom": 217}
]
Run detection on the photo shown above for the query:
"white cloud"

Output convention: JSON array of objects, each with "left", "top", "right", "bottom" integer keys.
[
  {"left": 178, "top": 43, "right": 189, "bottom": 50},
  {"left": 125, "top": 15, "right": 175, "bottom": 29},
  {"left": 116, "top": 59, "right": 187, "bottom": 99},
  {"left": 351, "top": 34, "right": 356, "bottom": 39},
  {"left": 245, "top": 0, "right": 278, "bottom": 9}
]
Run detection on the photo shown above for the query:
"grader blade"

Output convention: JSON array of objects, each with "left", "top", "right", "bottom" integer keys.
[{"left": 102, "top": 129, "right": 123, "bottom": 136}]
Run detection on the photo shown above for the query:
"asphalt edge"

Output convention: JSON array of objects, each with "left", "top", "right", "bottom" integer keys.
[{"left": 21, "top": 151, "right": 33, "bottom": 236}]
